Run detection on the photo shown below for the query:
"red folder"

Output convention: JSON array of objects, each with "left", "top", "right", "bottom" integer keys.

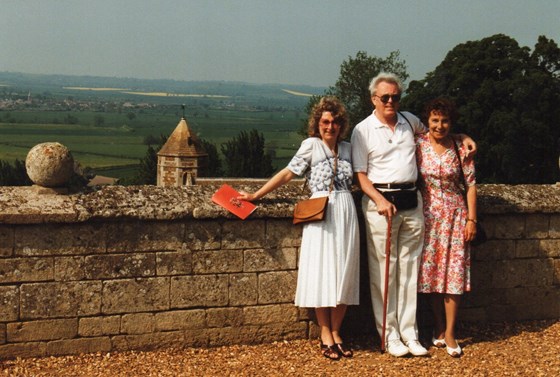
[{"left": 211, "top": 184, "right": 257, "bottom": 220}]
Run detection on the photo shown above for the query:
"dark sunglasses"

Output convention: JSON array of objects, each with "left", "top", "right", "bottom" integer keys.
[{"left": 375, "top": 94, "right": 401, "bottom": 104}]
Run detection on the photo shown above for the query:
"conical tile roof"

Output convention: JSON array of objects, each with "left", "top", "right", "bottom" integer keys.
[{"left": 158, "top": 117, "right": 207, "bottom": 157}]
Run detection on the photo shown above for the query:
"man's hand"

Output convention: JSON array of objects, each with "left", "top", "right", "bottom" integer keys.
[{"left": 376, "top": 197, "right": 397, "bottom": 218}]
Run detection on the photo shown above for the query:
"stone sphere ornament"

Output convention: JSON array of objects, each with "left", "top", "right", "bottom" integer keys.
[{"left": 26, "top": 142, "right": 75, "bottom": 187}]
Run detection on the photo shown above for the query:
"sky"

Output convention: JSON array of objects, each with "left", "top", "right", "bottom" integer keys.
[{"left": 1, "top": 0, "right": 559, "bottom": 88}]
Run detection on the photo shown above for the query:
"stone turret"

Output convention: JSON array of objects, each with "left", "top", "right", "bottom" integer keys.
[{"left": 157, "top": 117, "right": 208, "bottom": 186}]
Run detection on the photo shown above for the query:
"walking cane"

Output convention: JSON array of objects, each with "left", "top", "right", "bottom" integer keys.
[{"left": 380, "top": 216, "right": 392, "bottom": 353}]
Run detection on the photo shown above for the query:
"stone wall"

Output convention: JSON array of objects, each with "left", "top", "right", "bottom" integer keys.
[{"left": 0, "top": 184, "right": 559, "bottom": 359}]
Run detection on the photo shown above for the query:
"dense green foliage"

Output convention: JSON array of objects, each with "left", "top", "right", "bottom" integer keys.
[
  {"left": 221, "top": 130, "right": 274, "bottom": 178},
  {"left": 199, "top": 139, "right": 223, "bottom": 177},
  {"left": 303, "top": 51, "right": 408, "bottom": 136},
  {"left": 402, "top": 34, "right": 560, "bottom": 183},
  {"left": 0, "top": 159, "right": 31, "bottom": 186}
]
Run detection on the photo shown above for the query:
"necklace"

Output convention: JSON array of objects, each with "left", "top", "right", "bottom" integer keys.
[{"left": 384, "top": 125, "right": 396, "bottom": 144}]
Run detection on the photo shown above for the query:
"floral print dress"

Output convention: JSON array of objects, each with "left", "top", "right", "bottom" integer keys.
[{"left": 416, "top": 133, "right": 475, "bottom": 294}]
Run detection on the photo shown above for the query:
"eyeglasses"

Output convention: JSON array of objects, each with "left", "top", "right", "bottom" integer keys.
[{"left": 375, "top": 94, "right": 401, "bottom": 104}]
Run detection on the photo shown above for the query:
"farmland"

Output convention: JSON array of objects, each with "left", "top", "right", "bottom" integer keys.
[{"left": 0, "top": 72, "right": 324, "bottom": 180}]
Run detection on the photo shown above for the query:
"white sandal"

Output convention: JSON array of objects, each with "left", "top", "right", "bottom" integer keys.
[
  {"left": 446, "top": 343, "right": 462, "bottom": 358},
  {"left": 432, "top": 337, "right": 446, "bottom": 348}
]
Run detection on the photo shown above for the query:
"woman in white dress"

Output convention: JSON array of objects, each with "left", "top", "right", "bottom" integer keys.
[{"left": 238, "top": 97, "right": 360, "bottom": 360}]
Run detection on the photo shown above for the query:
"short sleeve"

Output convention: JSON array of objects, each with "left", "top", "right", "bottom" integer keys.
[
  {"left": 351, "top": 125, "right": 368, "bottom": 173},
  {"left": 287, "top": 138, "right": 315, "bottom": 176}
]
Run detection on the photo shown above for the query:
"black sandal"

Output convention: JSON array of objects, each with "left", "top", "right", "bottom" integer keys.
[
  {"left": 336, "top": 343, "right": 353, "bottom": 358},
  {"left": 321, "top": 342, "right": 341, "bottom": 360}
]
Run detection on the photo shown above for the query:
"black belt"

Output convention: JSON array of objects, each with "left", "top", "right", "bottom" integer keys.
[{"left": 374, "top": 182, "right": 416, "bottom": 190}]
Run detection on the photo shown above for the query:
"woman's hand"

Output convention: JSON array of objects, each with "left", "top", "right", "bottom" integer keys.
[
  {"left": 465, "top": 220, "right": 477, "bottom": 242},
  {"left": 237, "top": 191, "right": 257, "bottom": 202}
]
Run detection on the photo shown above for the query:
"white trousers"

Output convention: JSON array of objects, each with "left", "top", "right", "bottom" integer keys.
[{"left": 362, "top": 193, "right": 424, "bottom": 344}]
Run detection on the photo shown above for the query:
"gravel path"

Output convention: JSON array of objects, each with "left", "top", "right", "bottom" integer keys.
[{"left": 1, "top": 320, "right": 558, "bottom": 376}]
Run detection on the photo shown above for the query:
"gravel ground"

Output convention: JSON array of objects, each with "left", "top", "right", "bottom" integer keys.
[{"left": 1, "top": 320, "right": 558, "bottom": 377}]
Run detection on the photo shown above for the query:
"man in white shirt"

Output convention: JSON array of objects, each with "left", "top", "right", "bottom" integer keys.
[{"left": 351, "top": 72, "right": 475, "bottom": 357}]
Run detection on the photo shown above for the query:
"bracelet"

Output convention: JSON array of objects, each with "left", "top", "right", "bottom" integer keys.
[{"left": 467, "top": 218, "right": 477, "bottom": 223}]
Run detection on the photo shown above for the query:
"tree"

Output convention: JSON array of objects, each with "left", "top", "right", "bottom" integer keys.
[
  {"left": 402, "top": 34, "right": 560, "bottom": 183},
  {"left": 221, "top": 130, "right": 274, "bottom": 177},
  {"left": 0, "top": 159, "right": 32, "bottom": 186},
  {"left": 133, "top": 135, "right": 167, "bottom": 185},
  {"left": 302, "top": 51, "right": 408, "bottom": 136},
  {"left": 198, "top": 139, "right": 223, "bottom": 177}
]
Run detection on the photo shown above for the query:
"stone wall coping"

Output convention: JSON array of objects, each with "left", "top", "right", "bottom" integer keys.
[{"left": 0, "top": 183, "right": 559, "bottom": 224}]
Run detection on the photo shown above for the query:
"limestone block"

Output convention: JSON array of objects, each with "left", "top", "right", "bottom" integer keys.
[
  {"left": 222, "top": 220, "right": 265, "bottom": 249},
  {"left": 121, "top": 313, "right": 155, "bottom": 334},
  {"left": 494, "top": 215, "right": 525, "bottom": 239},
  {"left": 184, "top": 221, "right": 221, "bottom": 250},
  {"left": 0, "top": 324, "right": 5, "bottom": 344},
  {"left": 491, "top": 259, "right": 554, "bottom": 289},
  {"left": 26, "top": 142, "right": 74, "bottom": 187},
  {"left": 84, "top": 253, "right": 156, "bottom": 279},
  {"left": 7, "top": 318, "right": 77, "bottom": 342},
  {"left": 229, "top": 273, "right": 258, "bottom": 306},
  {"left": 0, "top": 226, "right": 13, "bottom": 257},
  {"left": 265, "top": 220, "right": 301, "bottom": 248},
  {"left": 206, "top": 307, "right": 243, "bottom": 328},
  {"left": 154, "top": 309, "right": 206, "bottom": 331},
  {"left": 515, "top": 240, "right": 544, "bottom": 259},
  {"left": 106, "top": 221, "right": 183, "bottom": 253},
  {"left": 182, "top": 329, "right": 210, "bottom": 347},
  {"left": 473, "top": 240, "right": 515, "bottom": 261},
  {"left": 539, "top": 239, "right": 560, "bottom": 257},
  {"left": 46, "top": 337, "right": 111, "bottom": 357},
  {"left": 258, "top": 271, "right": 298, "bottom": 304},
  {"left": 20, "top": 281, "right": 102, "bottom": 319},
  {"left": 550, "top": 214, "right": 560, "bottom": 238},
  {"left": 54, "top": 256, "right": 86, "bottom": 281},
  {"left": 111, "top": 331, "right": 184, "bottom": 352},
  {"left": 102, "top": 277, "right": 169, "bottom": 314},
  {"left": 192, "top": 249, "right": 243, "bottom": 274},
  {"left": 156, "top": 249, "right": 192, "bottom": 276},
  {"left": 79, "top": 316, "right": 121, "bottom": 337},
  {"left": 15, "top": 223, "right": 106, "bottom": 256},
  {"left": 524, "top": 214, "right": 550, "bottom": 239},
  {"left": 244, "top": 248, "right": 297, "bottom": 272},
  {"left": 554, "top": 259, "right": 560, "bottom": 285},
  {"left": 0, "top": 286, "right": 18, "bottom": 322},
  {"left": 243, "top": 304, "right": 298, "bottom": 325},
  {"left": 207, "top": 322, "right": 307, "bottom": 347},
  {"left": 503, "top": 286, "right": 559, "bottom": 313},
  {"left": 0, "top": 257, "right": 53, "bottom": 284},
  {"left": 170, "top": 275, "right": 228, "bottom": 308},
  {"left": 0, "top": 342, "right": 47, "bottom": 359}
]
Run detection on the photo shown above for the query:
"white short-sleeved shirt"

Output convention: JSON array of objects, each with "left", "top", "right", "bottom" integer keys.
[{"left": 351, "top": 111, "right": 426, "bottom": 184}]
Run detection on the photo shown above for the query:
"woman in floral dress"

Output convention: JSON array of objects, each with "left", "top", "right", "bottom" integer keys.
[
  {"left": 416, "top": 98, "right": 477, "bottom": 358},
  {"left": 238, "top": 97, "right": 359, "bottom": 361}
]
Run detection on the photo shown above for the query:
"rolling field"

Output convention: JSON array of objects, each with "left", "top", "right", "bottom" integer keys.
[{"left": 0, "top": 108, "right": 305, "bottom": 179}]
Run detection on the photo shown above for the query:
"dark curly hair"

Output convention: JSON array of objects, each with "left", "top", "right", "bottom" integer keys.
[
  {"left": 422, "top": 97, "right": 459, "bottom": 125},
  {"left": 307, "top": 96, "right": 349, "bottom": 142}
]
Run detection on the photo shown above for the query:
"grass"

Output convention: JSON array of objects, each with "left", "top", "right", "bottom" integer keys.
[{"left": 0, "top": 108, "right": 306, "bottom": 180}]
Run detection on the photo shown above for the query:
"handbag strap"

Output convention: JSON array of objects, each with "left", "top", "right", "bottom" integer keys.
[
  {"left": 300, "top": 146, "right": 338, "bottom": 194},
  {"left": 450, "top": 140, "right": 468, "bottom": 196}
]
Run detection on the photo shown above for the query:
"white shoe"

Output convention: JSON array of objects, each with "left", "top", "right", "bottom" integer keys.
[
  {"left": 406, "top": 340, "right": 429, "bottom": 356},
  {"left": 446, "top": 343, "right": 462, "bottom": 358},
  {"left": 432, "top": 337, "right": 446, "bottom": 348},
  {"left": 386, "top": 339, "right": 410, "bottom": 357}
]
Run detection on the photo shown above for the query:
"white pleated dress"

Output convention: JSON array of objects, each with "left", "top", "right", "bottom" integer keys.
[{"left": 288, "top": 138, "right": 360, "bottom": 308}]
